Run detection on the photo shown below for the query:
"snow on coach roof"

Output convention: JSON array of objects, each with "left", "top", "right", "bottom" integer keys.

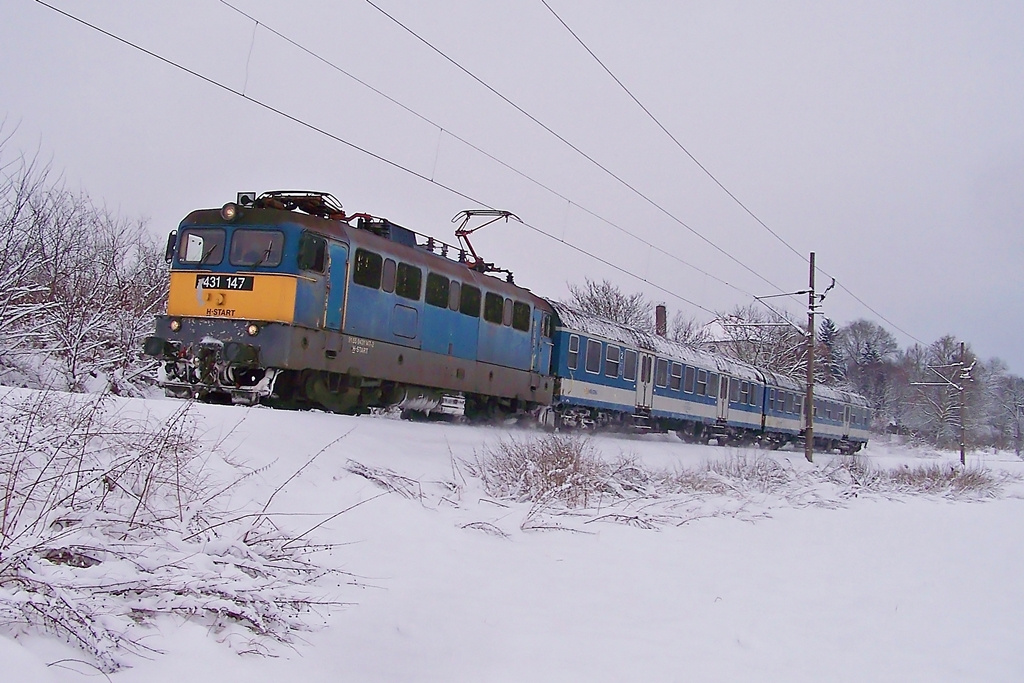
[{"left": 551, "top": 302, "right": 763, "bottom": 382}]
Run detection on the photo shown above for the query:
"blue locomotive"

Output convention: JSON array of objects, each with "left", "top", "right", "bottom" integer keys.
[{"left": 144, "top": 190, "right": 869, "bottom": 452}]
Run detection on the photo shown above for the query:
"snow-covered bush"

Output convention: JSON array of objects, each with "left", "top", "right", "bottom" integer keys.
[
  {"left": 0, "top": 391, "right": 332, "bottom": 672},
  {"left": 469, "top": 433, "right": 608, "bottom": 507}
]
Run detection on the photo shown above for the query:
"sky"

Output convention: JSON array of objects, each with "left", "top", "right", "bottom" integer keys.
[{"left": 2, "top": 0, "right": 1023, "bottom": 371}]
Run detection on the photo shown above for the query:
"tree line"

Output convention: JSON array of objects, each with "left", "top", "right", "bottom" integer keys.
[
  {"left": 0, "top": 132, "right": 166, "bottom": 394},
  {"left": 567, "top": 278, "right": 1024, "bottom": 453}
]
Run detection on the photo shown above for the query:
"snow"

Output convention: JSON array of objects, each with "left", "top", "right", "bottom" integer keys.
[{"left": 3, "top": 389, "right": 1024, "bottom": 682}]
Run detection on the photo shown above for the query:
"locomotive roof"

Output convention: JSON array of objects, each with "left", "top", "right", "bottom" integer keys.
[{"left": 180, "top": 205, "right": 552, "bottom": 310}]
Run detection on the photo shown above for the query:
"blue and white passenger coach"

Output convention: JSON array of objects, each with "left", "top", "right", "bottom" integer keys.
[{"left": 549, "top": 303, "right": 868, "bottom": 452}]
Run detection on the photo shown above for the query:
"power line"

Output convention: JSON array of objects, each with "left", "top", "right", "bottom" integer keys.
[
  {"left": 539, "top": 0, "right": 928, "bottom": 347},
  {"left": 215, "top": 0, "right": 751, "bottom": 301},
  {"left": 361, "top": 0, "right": 791, "bottom": 296},
  {"left": 33, "top": 0, "right": 717, "bottom": 317}
]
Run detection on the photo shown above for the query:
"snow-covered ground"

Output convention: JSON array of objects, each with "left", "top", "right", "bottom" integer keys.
[{"left": 4, "top": 389, "right": 1024, "bottom": 682}]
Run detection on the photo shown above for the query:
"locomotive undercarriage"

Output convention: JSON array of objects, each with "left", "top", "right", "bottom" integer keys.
[{"left": 145, "top": 316, "right": 550, "bottom": 421}]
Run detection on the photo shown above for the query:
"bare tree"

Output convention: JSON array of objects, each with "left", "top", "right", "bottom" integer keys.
[
  {"left": 0, "top": 131, "right": 166, "bottom": 393},
  {"left": 565, "top": 278, "right": 654, "bottom": 330},
  {"left": 669, "top": 311, "right": 711, "bottom": 346},
  {"left": 705, "top": 304, "right": 804, "bottom": 376}
]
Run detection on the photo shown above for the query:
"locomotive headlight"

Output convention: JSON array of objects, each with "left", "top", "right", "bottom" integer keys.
[
  {"left": 220, "top": 202, "right": 239, "bottom": 221},
  {"left": 246, "top": 323, "right": 260, "bottom": 336},
  {"left": 169, "top": 318, "right": 182, "bottom": 332}
]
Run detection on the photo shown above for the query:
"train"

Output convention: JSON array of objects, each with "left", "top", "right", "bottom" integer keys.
[{"left": 143, "top": 190, "right": 870, "bottom": 453}]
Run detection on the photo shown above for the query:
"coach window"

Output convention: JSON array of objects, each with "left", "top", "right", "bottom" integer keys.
[
  {"left": 768, "top": 389, "right": 775, "bottom": 412},
  {"left": 586, "top": 339, "right": 602, "bottom": 374},
  {"left": 381, "top": 258, "right": 397, "bottom": 293},
  {"left": 670, "top": 363, "right": 682, "bottom": 391},
  {"left": 655, "top": 358, "right": 669, "bottom": 387},
  {"left": 460, "top": 284, "right": 481, "bottom": 317},
  {"left": 730, "top": 379, "right": 740, "bottom": 403},
  {"left": 396, "top": 263, "right": 421, "bottom": 300},
  {"left": 623, "top": 349, "right": 637, "bottom": 381},
  {"left": 512, "top": 302, "right": 531, "bottom": 331},
  {"left": 484, "top": 292, "right": 504, "bottom": 324},
  {"left": 749, "top": 385, "right": 759, "bottom": 407},
  {"left": 696, "top": 369, "right": 708, "bottom": 396},
  {"left": 448, "top": 281, "right": 461, "bottom": 311},
  {"left": 568, "top": 334, "right": 580, "bottom": 370},
  {"left": 179, "top": 227, "right": 226, "bottom": 265},
  {"left": 605, "top": 345, "right": 621, "bottom": 378},
  {"left": 297, "top": 232, "right": 327, "bottom": 272},
  {"left": 683, "top": 366, "right": 695, "bottom": 393},
  {"left": 425, "top": 273, "right": 450, "bottom": 308},
  {"left": 708, "top": 373, "right": 719, "bottom": 399},
  {"left": 353, "top": 249, "right": 383, "bottom": 289},
  {"left": 739, "top": 381, "right": 749, "bottom": 404}
]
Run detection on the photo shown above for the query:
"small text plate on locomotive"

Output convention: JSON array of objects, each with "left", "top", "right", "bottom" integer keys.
[{"left": 195, "top": 274, "right": 254, "bottom": 291}]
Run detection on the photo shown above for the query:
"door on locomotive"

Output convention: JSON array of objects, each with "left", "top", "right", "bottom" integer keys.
[
  {"left": 636, "top": 352, "right": 655, "bottom": 410},
  {"left": 325, "top": 242, "right": 349, "bottom": 331}
]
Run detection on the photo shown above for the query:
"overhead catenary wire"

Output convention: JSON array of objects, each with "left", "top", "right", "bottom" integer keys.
[
  {"left": 539, "top": 0, "right": 928, "bottom": 346},
  {"left": 361, "top": 0, "right": 791, "bottom": 297},
  {"left": 33, "top": 0, "right": 717, "bottom": 317},
  {"left": 216, "top": 0, "right": 751, "bottom": 301}
]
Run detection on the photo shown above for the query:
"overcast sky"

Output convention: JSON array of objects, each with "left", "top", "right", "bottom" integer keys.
[{"left": 3, "top": 0, "right": 1023, "bottom": 371}]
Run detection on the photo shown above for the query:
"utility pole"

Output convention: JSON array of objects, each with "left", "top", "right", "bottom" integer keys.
[
  {"left": 959, "top": 341, "right": 966, "bottom": 466},
  {"left": 911, "top": 341, "right": 973, "bottom": 466},
  {"left": 752, "top": 252, "right": 832, "bottom": 464},
  {"left": 804, "top": 253, "right": 816, "bottom": 464}
]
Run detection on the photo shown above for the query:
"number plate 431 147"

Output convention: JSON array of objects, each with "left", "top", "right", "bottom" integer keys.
[{"left": 195, "top": 274, "right": 254, "bottom": 291}]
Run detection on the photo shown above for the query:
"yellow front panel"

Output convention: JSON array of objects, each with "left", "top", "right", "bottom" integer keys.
[{"left": 167, "top": 271, "right": 297, "bottom": 323}]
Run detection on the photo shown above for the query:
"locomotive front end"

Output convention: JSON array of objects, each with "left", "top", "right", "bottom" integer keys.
[{"left": 144, "top": 198, "right": 327, "bottom": 404}]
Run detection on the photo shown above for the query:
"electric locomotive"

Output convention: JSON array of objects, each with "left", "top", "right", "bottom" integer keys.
[{"left": 144, "top": 191, "right": 556, "bottom": 418}]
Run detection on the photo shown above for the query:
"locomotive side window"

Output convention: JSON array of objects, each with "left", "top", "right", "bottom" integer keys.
[
  {"left": 502, "top": 298, "right": 513, "bottom": 326},
  {"left": 622, "top": 349, "right": 637, "bottom": 381},
  {"left": 585, "top": 339, "right": 602, "bottom": 374},
  {"left": 670, "top": 362, "right": 682, "bottom": 391},
  {"left": 460, "top": 284, "right": 481, "bottom": 317},
  {"left": 568, "top": 334, "right": 580, "bottom": 370},
  {"left": 425, "top": 273, "right": 449, "bottom": 308},
  {"left": 179, "top": 227, "right": 225, "bottom": 265},
  {"left": 696, "top": 369, "right": 708, "bottom": 396},
  {"left": 484, "top": 292, "right": 504, "bottom": 324},
  {"left": 382, "top": 258, "right": 397, "bottom": 293},
  {"left": 353, "top": 249, "right": 383, "bottom": 289},
  {"left": 655, "top": 358, "right": 669, "bottom": 387},
  {"left": 297, "top": 232, "right": 327, "bottom": 272},
  {"left": 230, "top": 229, "right": 284, "bottom": 267},
  {"left": 605, "top": 345, "right": 620, "bottom": 378},
  {"left": 396, "top": 263, "right": 422, "bottom": 300},
  {"left": 684, "top": 366, "right": 695, "bottom": 393},
  {"left": 512, "top": 302, "right": 531, "bottom": 331},
  {"left": 448, "top": 281, "right": 461, "bottom": 311}
]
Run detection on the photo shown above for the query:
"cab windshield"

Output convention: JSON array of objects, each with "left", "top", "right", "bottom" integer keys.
[
  {"left": 230, "top": 229, "right": 285, "bottom": 268},
  {"left": 178, "top": 227, "right": 226, "bottom": 265}
]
